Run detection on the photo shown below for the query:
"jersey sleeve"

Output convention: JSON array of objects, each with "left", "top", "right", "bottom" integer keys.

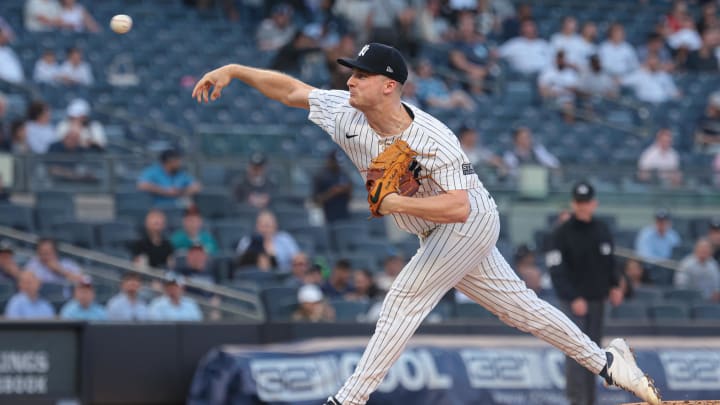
[
  {"left": 427, "top": 141, "right": 478, "bottom": 191},
  {"left": 307, "top": 89, "right": 350, "bottom": 141}
]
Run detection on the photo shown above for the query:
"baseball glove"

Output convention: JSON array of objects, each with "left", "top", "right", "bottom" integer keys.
[{"left": 365, "top": 139, "right": 424, "bottom": 217}]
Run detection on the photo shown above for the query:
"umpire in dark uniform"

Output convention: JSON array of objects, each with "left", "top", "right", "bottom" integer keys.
[{"left": 546, "top": 181, "right": 623, "bottom": 405}]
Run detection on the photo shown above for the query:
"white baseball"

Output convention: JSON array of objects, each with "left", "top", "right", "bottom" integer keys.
[{"left": 110, "top": 14, "right": 132, "bottom": 34}]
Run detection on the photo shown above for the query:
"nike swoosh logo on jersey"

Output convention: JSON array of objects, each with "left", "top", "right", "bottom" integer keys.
[
  {"left": 370, "top": 183, "right": 382, "bottom": 203},
  {"left": 345, "top": 133, "right": 359, "bottom": 138}
]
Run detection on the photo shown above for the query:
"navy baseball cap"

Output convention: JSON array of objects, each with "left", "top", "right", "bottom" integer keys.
[
  {"left": 571, "top": 181, "right": 595, "bottom": 202},
  {"left": 655, "top": 208, "right": 671, "bottom": 220},
  {"left": 710, "top": 217, "right": 720, "bottom": 230},
  {"left": 338, "top": 43, "right": 408, "bottom": 84}
]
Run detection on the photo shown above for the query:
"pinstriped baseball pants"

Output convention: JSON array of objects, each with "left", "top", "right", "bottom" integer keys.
[{"left": 335, "top": 209, "right": 607, "bottom": 405}]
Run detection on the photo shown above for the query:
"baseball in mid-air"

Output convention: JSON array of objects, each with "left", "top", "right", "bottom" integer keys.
[{"left": 110, "top": 14, "right": 132, "bottom": 34}]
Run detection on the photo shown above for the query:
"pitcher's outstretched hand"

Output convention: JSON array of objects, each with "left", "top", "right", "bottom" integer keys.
[{"left": 192, "top": 66, "right": 232, "bottom": 103}]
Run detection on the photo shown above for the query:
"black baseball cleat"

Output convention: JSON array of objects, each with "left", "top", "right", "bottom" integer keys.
[{"left": 323, "top": 396, "right": 341, "bottom": 405}]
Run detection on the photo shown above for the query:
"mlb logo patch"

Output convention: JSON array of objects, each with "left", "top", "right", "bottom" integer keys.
[{"left": 462, "top": 163, "right": 475, "bottom": 175}]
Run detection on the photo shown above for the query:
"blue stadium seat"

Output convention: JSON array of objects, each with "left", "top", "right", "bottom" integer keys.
[
  {"left": 97, "top": 222, "right": 138, "bottom": 250},
  {"left": 664, "top": 289, "right": 704, "bottom": 304},
  {"left": 260, "top": 286, "right": 298, "bottom": 321},
  {"left": 51, "top": 221, "right": 97, "bottom": 249},
  {"left": 212, "top": 222, "right": 250, "bottom": 252},
  {"left": 454, "top": 302, "right": 496, "bottom": 320},
  {"left": 331, "top": 300, "right": 370, "bottom": 322},
  {"left": 648, "top": 304, "right": 689, "bottom": 321},
  {"left": 691, "top": 304, "right": 720, "bottom": 321},
  {"left": 631, "top": 287, "right": 663, "bottom": 304},
  {"left": 610, "top": 302, "right": 648, "bottom": 321},
  {"left": 0, "top": 204, "right": 36, "bottom": 232},
  {"left": 194, "top": 192, "right": 235, "bottom": 219}
]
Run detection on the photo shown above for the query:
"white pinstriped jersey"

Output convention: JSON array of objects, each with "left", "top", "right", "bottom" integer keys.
[{"left": 308, "top": 89, "right": 496, "bottom": 236}]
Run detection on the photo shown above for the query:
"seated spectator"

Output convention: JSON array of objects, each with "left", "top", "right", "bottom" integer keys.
[
  {"left": 598, "top": 23, "right": 639, "bottom": 79},
  {"left": 0, "top": 27, "right": 24, "bottom": 84},
  {"left": 376, "top": 251, "right": 405, "bottom": 293},
  {"left": 303, "top": 263, "right": 324, "bottom": 286},
  {"left": 578, "top": 54, "right": 618, "bottom": 100},
  {"left": 416, "top": 0, "right": 451, "bottom": 44},
  {"left": 4, "top": 271, "right": 55, "bottom": 319},
  {"left": 170, "top": 206, "right": 218, "bottom": 255},
  {"left": 0, "top": 239, "right": 21, "bottom": 283},
  {"left": 236, "top": 210, "right": 299, "bottom": 273},
  {"left": 321, "top": 259, "right": 353, "bottom": 299},
  {"left": 25, "top": 238, "right": 84, "bottom": 284},
  {"left": 9, "top": 120, "right": 29, "bottom": 154},
  {"left": 448, "top": 12, "right": 491, "bottom": 95},
  {"left": 514, "top": 244, "right": 553, "bottom": 298},
  {"left": 233, "top": 152, "right": 275, "bottom": 209},
  {"left": 137, "top": 149, "right": 201, "bottom": 208},
  {"left": 637, "top": 33, "right": 674, "bottom": 72},
  {"left": 47, "top": 127, "right": 91, "bottom": 154},
  {"left": 623, "top": 259, "right": 651, "bottom": 291},
  {"left": 24, "top": 0, "right": 62, "bottom": 31},
  {"left": 695, "top": 91, "right": 720, "bottom": 153},
  {"left": 621, "top": 55, "right": 681, "bottom": 104},
  {"left": 291, "top": 284, "right": 336, "bottom": 322},
  {"left": 664, "top": 0, "right": 688, "bottom": 34},
  {"left": 57, "top": 47, "right": 93, "bottom": 86},
  {"left": 550, "top": 16, "right": 588, "bottom": 69},
  {"left": 59, "top": 277, "right": 107, "bottom": 320},
  {"left": 675, "top": 238, "right": 720, "bottom": 302},
  {"left": 457, "top": 126, "right": 507, "bottom": 175},
  {"left": 148, "top": 273, "right": 203, "bottom": 321},
  {"left": 269, "top": 31, "right": 322, "bottom": 75},
  {"left": 26, "top": 100, "right": 57, "bottom": 154},
  {"left": 502, "top": 126, "right": 560, "bottom": 176},
  {"left": 56, "top": 99, "right": 106, "bottom": 150},
  {"left": 667, "top": 15, "right": 702, "bottom": 54},
  {"left": 235, "top": 233, "right": 277, "bottom": 272},
  {"left": 684, "top": 27, "right": 720, "bottom": 72},
  {"left": 285, "top": 252, "right": 311, "bottom": 287},
  {"left": 708, "top": 218, "right": 720, "bottom": 263},
  {"left": 697, "top": 1, "right": 718, "bottom": 36},
  {"left": 33, "top": 49, "right": 60, "bottom": 84},
  {"left": 498, "top": 19, "right": 552, "bottom": 75},
  {"left": 538, "top": 50, "right": 580, "bottom": 123},
  {"left": 106, "top": 272, "right": 148, "bottom": 321},
  {"left": 415, "top": 59, "right": 476, "bottom": 110},
  {"left": 58, "top": 0, "right": 100, "bottom": 33},
  {"left": 313, "top": 150, "right": 352, "bottom": 224},
  {"left": 176, "top": 244, "right": 215, "bottom": 287},
  {"left": 131, "top": 209, "right": 175, "bottom": 269},
  {"left": 345, "top": 269, "right": 380, "bottom": 301},
  {"left": 577, "top": 21, "right": 599, "bottom": 68},
  {"left": 500, "top": 3, "right": 532, "bottom": 41},
  {"left": 638, "top": 128, "right": 682, "bottom": 186},
  {"left": 635, "top": 209, "right": 682, "bottom": 261},
  {"left": 256, "top": 3, "right": 296, "bottom": 51}
]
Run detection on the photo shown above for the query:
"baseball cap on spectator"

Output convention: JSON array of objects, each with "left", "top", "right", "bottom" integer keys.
[
  {"left": 298, "top": 284, "right": 323, "bottom": 304},
  {"left": 67, "top": 99, "right": 90, "bottom": 118},
  {"left": 77, "top": 275, "right": 94, "bottom": 288},
  {"left": 160, "top": 148, "right": 182, "bottom": 163},
  {"left": 654, "top": 208, "right": 671, "bottom": 221},
  {"left": 271, "top": 3, "right": 293, "bottom": 16},
  {"left": 571, "top": 181, "right": 595, "bottom": 202},
  {"left": 163, "top": 272, "right": 185, "bottom": 286},
  {"left": 709, "top": 217, "right": 720, "bottom": 230},
  {"left": 0, "top": 239, "right": 14, "bottom": 253},
  {"left": 249, "top": 152, "right": 267, "bottom": 166},
  {"left": 337, "top": 43, "right": 409, "bottom": 84}
]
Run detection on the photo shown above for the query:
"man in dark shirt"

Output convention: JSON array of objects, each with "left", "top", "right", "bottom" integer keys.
[
  {"left": 321, "top": 259, "right": 353, "bottom": 299},
  {"left": 233, "top": 152, "right": 276, "bottom": 209},
  {"left": 695, "top": 91, "right": 720, "bottom": 153},
  {"left": 130, "top": 209, "right": 175, "bottom": 269},
  {"left": 546, "top": 181, "right": 623, "bottom": 405},
  {"left": 313, "top": 150, "right": 352, "bottom": 223}
]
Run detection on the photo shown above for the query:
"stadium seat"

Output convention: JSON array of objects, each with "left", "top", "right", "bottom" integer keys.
[
  {"left": 260, "top": 286, "right": 298, "bottom": 321},
  {"left": 194, "top": 192, "right": 235, "bottom": 219},
  {"left": 664, "top": 289, "right": 704, "bottom": 304},
  {"left": 0, "top": 204, "right": 36, "bottom": 231},
  {"left": 631, "top": 287, "right": 663, "bottom": 304},
  {"left": 648, "top": 304, "right": 689, "bottom": 321},
  {"left": 212, "top": 222, "right": 250, "bottom": 252},
  {"left": 454, "top": 302, "right": 496, "bottom": 320},
  {"left": 610, "top": 302, "right": 648, "bottom": 321},
  {"left": 51, "top": 221, "right": 97, "bottom": 248},
  {"left": 331, "top": 300, "right": 370, "bottom": 322},
  {"left": 690, "top": 304, "right": 720, "bottom": 320},
  {"left": 97, "top": 222, "right": 139, "bottom": 250},
  {"left": 645, "top": 265, "right": 675, "bottom": 286}
]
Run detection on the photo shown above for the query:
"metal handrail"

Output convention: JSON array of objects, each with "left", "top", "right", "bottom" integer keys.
[
  {"left": 0, "top": 225, "right": 265, "bottom": 321},
  {"left": 615, "top": 246, "right": 680, "bottom": 272}
]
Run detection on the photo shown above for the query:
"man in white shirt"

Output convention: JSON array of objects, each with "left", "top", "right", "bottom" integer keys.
[
  {"left": 550, "top": 16, "right": 589, "bottom": 70},
  {"left": 58, "top": 47, "right": 93, "bottom": 86},
  {"left": 106, "top": 272, "right": 149, "bottom": 321},
  {"left": 26, "top": 100, "right": 58, "bottom": 154},
  {"left": 33, "top": 49, "right": 60, "bottom": 84},
  {"left": 24, "top": 0, "right": 62, "bottom": 32},
  {"left": 638, "top": 128, "right": 682, "bottom": 185},
  {"left": 503, "top": 126, "right": 561, "bottom": 176},
  {"left": 668, "top": 15, "right": 702, "bottom": 52},
  {"left": 499, "top": 19, "right": 552, "bottom": 75},
  {"left": 675, "top": 238, "right": 720, "bottom": 302},
  {"left": 0, "top": 28, "right": 24, "bottom": 84},
  {"left": 538, "top": 50, "right": 580, "bottom": 122},
  {"left": 24, "top": 238, "right": 85, "bottom": 284},
  {"left": 622, "top": 55, "right": 680, "bottom": 104},
  {"left": 598, "top": 23, "right": 639, "bottom": 78}
]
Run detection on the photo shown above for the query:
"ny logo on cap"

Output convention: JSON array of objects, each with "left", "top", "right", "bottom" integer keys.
[{"left": 358, "top": 44, "right": 370, "bottom": 57}]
